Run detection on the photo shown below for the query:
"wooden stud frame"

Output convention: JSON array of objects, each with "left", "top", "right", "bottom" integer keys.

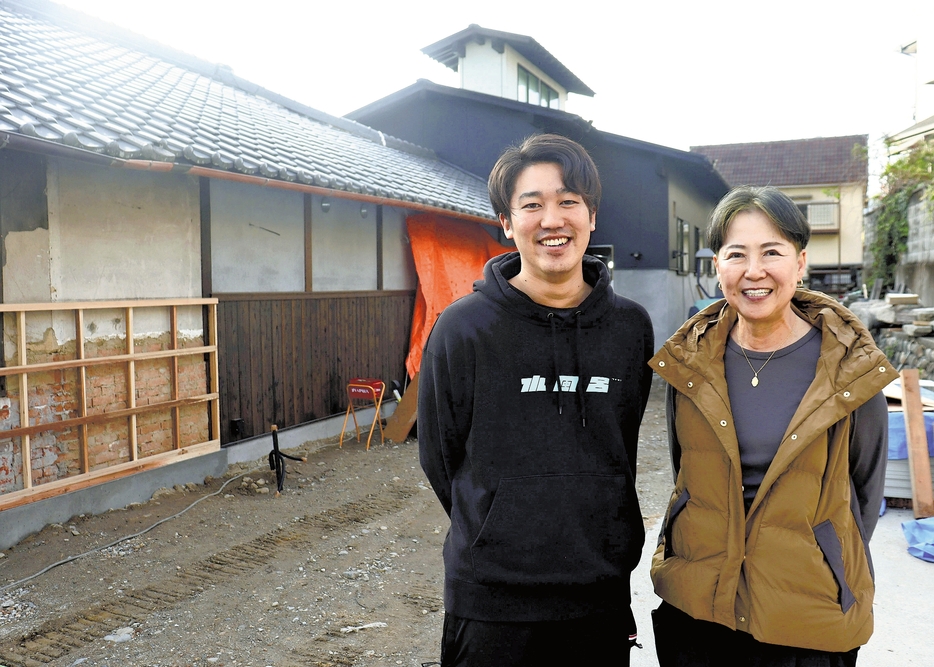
[
  {"left": 0, "top": 298, "right": 220, "bottom": 512},
  {"left": 901, "top": 368, "right": 934, "bottom": 518}
]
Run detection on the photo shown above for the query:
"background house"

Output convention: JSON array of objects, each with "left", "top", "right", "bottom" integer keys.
[
  {"left": 0, "top": 0, "right": 498, "bottom": 531},
  {"left": 692, "top": 135, "right": 869, "bottom": 297},
  {"left": 882, "top": 34, "right": 934, "bottom": 304},
  {"left": 886, "top": 35, "right": 934, "bottom": 155},
  {"left": 348, "top": 25, "right": 730, "bottom": 346}
]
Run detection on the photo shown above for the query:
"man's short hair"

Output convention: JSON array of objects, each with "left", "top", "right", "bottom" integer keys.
[
  {"left": 488, "top": 134, "right": 601, "bottom": 222},
  {"left": 707, "top": 185, "right": 811, "bottom": 253}
]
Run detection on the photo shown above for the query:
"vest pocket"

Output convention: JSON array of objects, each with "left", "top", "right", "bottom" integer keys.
[
  {"left": 664, "top": 488, "right": 691, "bottom": 559},
  {"left": 813, "top": 520, "right": 857, "bottom": 613}
]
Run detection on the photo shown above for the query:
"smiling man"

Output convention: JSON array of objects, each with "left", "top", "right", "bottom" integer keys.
[{"left": 418, "top": 134, "right": 655, "bottom": 666}]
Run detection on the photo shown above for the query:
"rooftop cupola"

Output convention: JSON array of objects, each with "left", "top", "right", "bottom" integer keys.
[{"left": 421, "top": 24, "right": 594, "bottom": 111}]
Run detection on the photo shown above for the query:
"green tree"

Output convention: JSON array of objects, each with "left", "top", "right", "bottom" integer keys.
[{"left": 870, "top": 142, "right": 934, "bottom": 288}]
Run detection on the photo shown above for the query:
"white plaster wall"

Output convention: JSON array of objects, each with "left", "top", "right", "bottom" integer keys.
[
  {"left": 3, "top": 228, "right": 51, "bottom": 302},
  {"left": 614, "top": 268, "right": 700, "bottom": 351},
  {"left": 460, "top": 40, "right": 504, "bottom": 98},
  {"left": 382, "top": 206, "right": 416, "bottom": 290},
  {"left": 4, "top": 159, "right": 206, "bottom": 358},
  {"left": 458, "top": 41, "right": 567, "bottom": 108},
  {"left": 311, "top": 196, "right": 377, "bottom": 291},
  {"left": 801, "top": 237, "right": 838, "bottom": 269},
  {"left": 50, "top": 158, "right": 200, "bottom": 302},
  {"left": 838, "top": 183, "right": 866, "bottom": 265},
  {"left": 210, "top": 180, "right": 304, "bottom": 293}
]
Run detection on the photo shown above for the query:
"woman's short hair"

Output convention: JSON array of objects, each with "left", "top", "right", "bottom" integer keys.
[
  {"left": 707, "top": 185, "right": 810, "bottom": 253},
  {"left": 488, "top": 134, "right": 601, "bottom": 221}
]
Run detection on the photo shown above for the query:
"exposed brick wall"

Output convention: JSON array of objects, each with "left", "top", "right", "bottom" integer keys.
[{"left": 0, "top": 331, "right": 209, "bottom": 494}]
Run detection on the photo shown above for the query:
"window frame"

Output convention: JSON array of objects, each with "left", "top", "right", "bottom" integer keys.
[
  {"left": 674, "top": 217, "right": 691, "bottom": 275},
  {"left": 797, "top": 201, "right": 840, "bottom": 234},
  {"left": 517, "top": 64, "right": 559, "bottom": 108}
]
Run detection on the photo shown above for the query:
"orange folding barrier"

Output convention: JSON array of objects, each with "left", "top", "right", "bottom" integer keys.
[{"left": 340, "top": 378, "right": 385, "bottom": 450}]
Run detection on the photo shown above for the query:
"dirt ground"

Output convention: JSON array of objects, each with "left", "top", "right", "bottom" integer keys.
[{"left": 0, "top": 378, "right": 672, "bottom": 667}]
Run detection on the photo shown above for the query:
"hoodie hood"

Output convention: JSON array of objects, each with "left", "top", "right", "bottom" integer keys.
[
  {"left": 473, "top": 251, "right": 617, "bottom": 425},
  {"left": 474, "top": 251, "right": 615, "bottom": 326}
]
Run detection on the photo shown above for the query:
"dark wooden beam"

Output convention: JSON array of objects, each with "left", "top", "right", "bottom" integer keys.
[
  {"left": 376, "top": 204, "right": 384, "bottom": 291},
  {"left": 304, "top": 193, "right": 313, "bottom": 292},
  {"left": 199, "top": 176, "right": 212, "bottom": 297}
]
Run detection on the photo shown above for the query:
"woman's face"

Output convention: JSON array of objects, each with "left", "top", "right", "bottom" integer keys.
[{"left": 714, "top": 209, "right": 806, "bottom": 332}]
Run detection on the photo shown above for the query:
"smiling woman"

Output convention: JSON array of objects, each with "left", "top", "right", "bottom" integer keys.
[
  {"left": 649, "top": 185, "right": 899, "bottom": 667},
  {"left": 712, "top": 208, "right": 808, "bottom": 350}
]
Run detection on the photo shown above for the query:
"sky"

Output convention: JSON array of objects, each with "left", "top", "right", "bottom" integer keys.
[{"left": 53, "top": 0, "right": 931, "bottom": 192}]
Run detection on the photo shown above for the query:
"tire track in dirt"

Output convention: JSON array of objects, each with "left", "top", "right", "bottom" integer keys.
[{"left": 0, "top": 487, "right": 412, "bottom": 667}]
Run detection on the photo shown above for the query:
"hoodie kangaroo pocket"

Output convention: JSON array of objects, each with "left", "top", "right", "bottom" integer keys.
[{"left": 469, "top": 473, "right": 641, "bottom": 585}]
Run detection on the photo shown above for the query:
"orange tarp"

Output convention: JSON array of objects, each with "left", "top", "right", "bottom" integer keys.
[{"left": 405, "top": 214, "right": 511, "bottom": 379}]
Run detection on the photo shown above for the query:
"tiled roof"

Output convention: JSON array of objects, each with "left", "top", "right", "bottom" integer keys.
[
  {"left": 350, "top": 79, "right": 730, "bottom": 194},
  {"left": 691, "top": 135, "right": 868, "bottom": 188},
  {"left": 0, "top": 1, "right": 494, "bottom": 220}
]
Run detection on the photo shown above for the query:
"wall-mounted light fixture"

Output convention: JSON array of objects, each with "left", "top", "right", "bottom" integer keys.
[
  {"left": 320, "top": 197, "right": 331, "bottom": 212},
  {"left": 630, "top": 252, "right": 643, "bottom": 261},
  {"left": 360, "top": 204, "right": 368, "bottom": 219}
]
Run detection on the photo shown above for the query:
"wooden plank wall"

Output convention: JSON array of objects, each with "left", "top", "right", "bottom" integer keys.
[{"left": 216, "top": 291, "right": 415, "bottom": 444}]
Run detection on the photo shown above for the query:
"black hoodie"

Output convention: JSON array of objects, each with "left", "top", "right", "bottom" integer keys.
[{"left": 418, "top": 251, "right": 654, "bottom": 623}]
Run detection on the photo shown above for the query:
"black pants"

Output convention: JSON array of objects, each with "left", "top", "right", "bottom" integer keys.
[
  {"left": 652, "top": 601, "right": 859, "bottom": 667},
  {"left": 440, "top": 611, "right": 635, "bottom": 667}
]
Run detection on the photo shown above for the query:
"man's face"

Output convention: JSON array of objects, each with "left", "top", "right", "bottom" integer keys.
[{"left": 500, "top": 162, "right": 595, "bottom": 285}]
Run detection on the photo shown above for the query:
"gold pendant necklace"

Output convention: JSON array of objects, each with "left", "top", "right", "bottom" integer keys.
[{"left": 738, "top": 327, "right": 795, "bottom": 388}]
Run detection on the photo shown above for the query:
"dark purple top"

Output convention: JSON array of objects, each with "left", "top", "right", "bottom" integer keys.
[{"left": 725, "top": 327, "right": 821, "bottom": 510}]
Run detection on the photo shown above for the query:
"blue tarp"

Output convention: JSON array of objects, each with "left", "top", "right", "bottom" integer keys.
[
  {"left": 902, "top": 517, "right": 934, "bottom": 563},
  {"left": 888, "top": 411, "right": 934, "bottom": 460}
]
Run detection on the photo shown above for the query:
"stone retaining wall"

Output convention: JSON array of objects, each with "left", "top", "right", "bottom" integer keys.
[{"left": 875, "top": 330, "right": 934, "bottom": 380}]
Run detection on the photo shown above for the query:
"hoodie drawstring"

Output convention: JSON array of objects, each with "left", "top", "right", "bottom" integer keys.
[
  {"left": 547, "top": 311, "right": 587, "bottom": 428},
  {"left": 548, "top": 313, "right": 562, "bottom": 416},
  {"left": 576, "top": 312, "right": 586, "bottom": 428}
]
